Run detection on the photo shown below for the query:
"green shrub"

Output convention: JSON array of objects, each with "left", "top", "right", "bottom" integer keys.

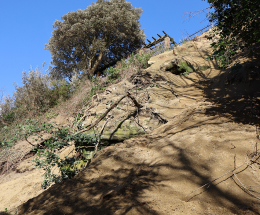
[
  {"left": 13, "top": 67, "right": 51, "bottom": 113},
  {"left": 2, "top": 111, "right": 15, "bottom": 124},
  {"left": 32, "top": 123, "right": 99, "bottom": 189},
  {"left": 0, "top": 118, "right": 41, "bottom": 149},
  {"left": 49, "top": 79, "right": 72, "bottom": 106},
  {"left": 105, "top": 67, "right": 121, "bottom": 83}
]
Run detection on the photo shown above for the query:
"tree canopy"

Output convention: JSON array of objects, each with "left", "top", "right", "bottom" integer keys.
[
  {"left": 204, "top": 0, "right": 260, "bottom": 68},
  {"left": 45, "top": 0, "right": 146, "bottom": 80}
]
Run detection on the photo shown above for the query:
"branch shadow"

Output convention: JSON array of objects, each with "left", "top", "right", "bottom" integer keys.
[{"left": 15, "top": 41, "right": 260, "bottom": 215}]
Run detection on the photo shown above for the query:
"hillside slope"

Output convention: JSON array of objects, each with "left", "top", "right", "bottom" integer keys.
[{"left": 1, "top": 29, "right": 260, "bottom": 215}]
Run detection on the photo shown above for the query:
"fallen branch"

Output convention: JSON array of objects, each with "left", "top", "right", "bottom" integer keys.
[
  {"left": 132, "top": 116, "right": 147, "bottom": 132},
  {"left": 94, "top": 116, "right": 111, "bottom": 157},
  {"left": 151, "top": 111, "right": 168, "bottom": 124},
  {"left": 109, "top": 111, "right": 137, "bottom": 141},
  {"left": 25, "top": 136, "right": 35, "bottom": 147},
  {"left": 185, "top": 154, "right": 260, "bottom": 199},
  {"left": 233, "top": 172, "right": 260, "bottom": 200},
  {"left": 76, "top": 92, "right": 143, "bottom": 135},
  {"left": 76, "top": 104, "right": 95, "bottom": 125}
]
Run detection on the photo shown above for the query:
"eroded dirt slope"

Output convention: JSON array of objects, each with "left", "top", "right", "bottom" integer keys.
[{"left": 1, "top": 29, "right": 260, "bottom": 215}]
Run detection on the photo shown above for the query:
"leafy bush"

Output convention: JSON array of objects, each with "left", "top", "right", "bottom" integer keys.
[
  {"left": 2, "top": 111, "right": 15, "bottom": 124},
  {"left": 0, "top": 118, "right": 41, "bottom": 149},
  {"left": 13, "top": 66, "right": 50, "bottom": 113},
  {"left": 0, "top": 65, "right": 74, "bottom": 125},
  {"left": 0, "top": 94, "right": 15, "bottom": 126},
  {"left": 49, "top": 79, "right": 71, "bottom": 106},
  {"left": 0, "top": 95, "right": 13, "bottom": 116},
  {"left": 104, "top": 67, "right": 121, "bottom": 83},
  {"left": 205, "top": 0, "right": 260, "bottom": 68},
  {"left": 31, "top": 123, "right": 99, "bottom": 189},
  {"left": 70, "top": 70, "right": 81, "bottom": 92},
  {"left": 129, "top": 52, "right": 152, "bottom": 69}
]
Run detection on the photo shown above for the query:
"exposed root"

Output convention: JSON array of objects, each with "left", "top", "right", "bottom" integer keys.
[
  {"left": 76, "top": 92, "right": 143, "bottom": 135},
  {"left": 185, "top": 154, "right": 260, "bottom": 200},
  {"left": 232, "top": 171, "right": 260, "bottom": 200}
]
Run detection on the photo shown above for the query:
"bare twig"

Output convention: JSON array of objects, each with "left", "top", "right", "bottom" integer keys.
[
  {"left": 150, "top": 111, "right": 168, "bottom": 124},
  {"left": 233, "top": 172, "right": 260, "bottom": 200},
  {"left": 132, "top": 116, "right": 146, "bottom": 132},
  {"left": 77, "top": 104, "right": 95, "bottom": 125},
  {"left": 76, "top": 92, "right": 143, "bottom": 135},
  {"left": 186, "top": 154, "right": 260, "bottom": 198},
  {"left": 183, "top": 0, "right": 217, "bottom": 24},
  {"left": 25, "top": 136, "right": 35, "bottom": 147},
  {"left": 94, "top": 116, "right": 111, "bottom": 157}
]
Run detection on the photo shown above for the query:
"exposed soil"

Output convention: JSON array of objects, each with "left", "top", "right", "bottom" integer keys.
[{"left": 1, "top": 29, "right": 260, "bottom": 215}]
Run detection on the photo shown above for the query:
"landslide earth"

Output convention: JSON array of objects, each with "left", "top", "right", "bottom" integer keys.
[{"left": 1, "top": 29, "right": 260, "bottom": 215}]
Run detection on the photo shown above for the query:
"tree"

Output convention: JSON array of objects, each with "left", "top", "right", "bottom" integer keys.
[
  {"left": 45, "top": 0, "right": 146, "bottom": 80},
  {"left": 204, "top": 0, "right": 260, "bottom": 68}
]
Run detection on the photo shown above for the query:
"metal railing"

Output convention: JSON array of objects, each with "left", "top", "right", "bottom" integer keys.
[
  {"left": 96, "top": 24, "right": 213, "bottom": 74},
  {"left": 176, "top": 24, "right": 213, "bottom": 45},
  {"left": 95, "top": 31, "right": 173, "bottom": 74}
]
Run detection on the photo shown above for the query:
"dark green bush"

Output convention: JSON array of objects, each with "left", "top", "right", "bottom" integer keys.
[{"left": 49, "top": 79, "right": 72, "bottom": 106}]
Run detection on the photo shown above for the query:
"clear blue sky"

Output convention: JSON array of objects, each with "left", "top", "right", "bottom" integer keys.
[{"left": 0, "top": 0, "right": 213, "bottom": 98}]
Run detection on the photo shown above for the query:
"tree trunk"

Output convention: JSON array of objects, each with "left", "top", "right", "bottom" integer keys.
[{"left": 87, "top": 52, "right": 104, "bottom": 78}]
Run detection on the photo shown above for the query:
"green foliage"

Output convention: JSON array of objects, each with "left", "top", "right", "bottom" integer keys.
[
  {"left": 0, "top": 118, "right": 41, "bottom": 149},
  {"left": 49, "top": 79, "right": 72, "bottom": 106},
  {"left": 0, "top": 65, "right": 74, "bottom": 127},
  {"left": 117, "top": 51, "right": 153, "bottom": 70},
  {"left": 45, "top": 0, "right": 146, "bottom": 80},
  {"left": 45, "top": 111, "right": 58, "bottom": 120},
  {"left": 105, "top": 67, "right": 121, "bottom": 84},
  {"left": 131, "top": 52, "right": 152, "bottom": 68},
  {"left": 73, "top": 133, "right": 97, "bottom": 148},
  {"left": 0, "top": 94, "right": 14, "bottom": 124},
  {"left": 13, "top": 66, "right": 51, "bottom": 113},
  {"left": 2, "top": 111, "right": 15, "bottom": 124},
  {"left": 31, "top": 123, "right": 99, "bottom": 189},
  {"left": 198, "top": 65, "right": 211, "bottom": 71},
  {"left": 90, "top": 80, "right": 104, "bottom": 98},
  {"left": 204, "top": 0, "right": 260, "bottom": 68}
]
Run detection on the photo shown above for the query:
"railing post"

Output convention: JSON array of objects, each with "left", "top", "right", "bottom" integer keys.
[{"left": 164, "top": 36, "right": 170, "bottom": 49}]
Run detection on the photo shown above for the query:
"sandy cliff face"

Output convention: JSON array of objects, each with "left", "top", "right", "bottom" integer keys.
[{"left": 1, "top": 29, "right": 260, "bottom": 215}]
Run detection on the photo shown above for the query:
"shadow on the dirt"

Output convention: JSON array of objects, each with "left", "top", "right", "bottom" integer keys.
[
  {"left": 16, "top": 131, "right": 260, "bottom": 214},
  {"left": 16, "top": 43, "right": 260, "bottom": 215},
  {"left": 200, "top": 49, "right": 260, "bottom": 126}
]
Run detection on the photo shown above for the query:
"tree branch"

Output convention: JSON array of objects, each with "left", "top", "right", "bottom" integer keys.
[{"left": 76, "top": 92, "right": 143, "bottom": 135}]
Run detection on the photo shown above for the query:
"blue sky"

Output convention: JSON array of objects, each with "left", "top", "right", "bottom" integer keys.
[{"left": 0, "top": 0, "right": 213, "bottom": 98}]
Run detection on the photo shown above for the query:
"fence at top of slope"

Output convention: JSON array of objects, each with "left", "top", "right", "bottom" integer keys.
[{"left": 95, "top": 24, "right": 213, "bottom": 75}]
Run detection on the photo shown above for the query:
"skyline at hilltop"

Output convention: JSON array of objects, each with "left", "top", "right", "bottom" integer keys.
[{"left": 0, "top": 0, "right": 213, "bottom": 98}]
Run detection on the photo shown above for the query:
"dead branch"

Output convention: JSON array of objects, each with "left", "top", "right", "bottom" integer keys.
[
  {"left": 109, "top": 110, "right": 137, "bottom": 141},
  {"left": 151, "top": 111, "right": 168, "bottom": 124},
  {"left": 232, "top": 172, "right": 260, "bottom": 200},
  {"left": 183, "top": 0, "right": 217, "bottom": 23},
  {"left": 132, "top": 116, "right": 146, "bottom": 132},
  {"left": 76, "top": 92, "right": 143, "bottom": 135},
  {"left": 94, "top": 116, "right": 111, "bottom": 157},
  {"left": 25, "top": 136, "right": 35, "bottom": 147},
  {"left": 77, "top": 104, "right": 95, "bottom": 125},
  {"left": 185, "top": 154, "right": 260, "bottom": 199},
  {"left": 183, "top": 7, "right": 211, "bottom": 23}
]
